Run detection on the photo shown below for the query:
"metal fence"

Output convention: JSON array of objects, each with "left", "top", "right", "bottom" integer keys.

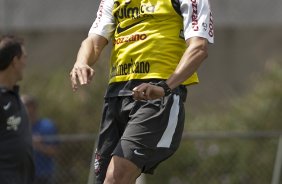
[{"left": 35, "top": 132, "right": 282, "bottom": 184}]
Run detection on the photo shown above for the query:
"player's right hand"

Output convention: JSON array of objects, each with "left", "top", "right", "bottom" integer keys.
[{"left": 70, "top": 63, "right": 95, "bottom": 91}]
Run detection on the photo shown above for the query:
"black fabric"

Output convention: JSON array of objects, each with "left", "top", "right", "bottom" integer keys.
[
  {"left": 0, "top": 86, "right": 34, "bottom": 184},
  {"left": 94, "top": 89, "right": 186, "bottom": 182},
  {"left": 105, "top": 79, "right": 187, "bottom": 101},
  {"left": 105, "top": 79, "right": 162, "bottom": 97},
  {"left": 114, "top": 140, "right": 175, "bottom": 174},
  {"left": 171, "top": 0, "right": 182, "bottom": 16}
]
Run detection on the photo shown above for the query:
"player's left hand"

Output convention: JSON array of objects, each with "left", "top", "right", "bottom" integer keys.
[{"left": 132, "top": 83, "right": 165, "bottom": 100}]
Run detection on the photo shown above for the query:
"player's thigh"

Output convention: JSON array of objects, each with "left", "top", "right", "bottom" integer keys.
[
  {"left": 106, "top": 155, "right": 141, "bottom": 181},
  {"left": 113, "top": 94, "right": 185, "bottom": 173}
]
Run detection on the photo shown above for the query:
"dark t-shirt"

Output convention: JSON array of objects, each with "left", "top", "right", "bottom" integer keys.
[{"left": 0, "top": 86, "right": 34, "bottom": 184}]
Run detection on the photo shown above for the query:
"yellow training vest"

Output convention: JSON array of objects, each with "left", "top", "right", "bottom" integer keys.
[{"left": 109, "top": 0, "right": 199, "bottom": 85}]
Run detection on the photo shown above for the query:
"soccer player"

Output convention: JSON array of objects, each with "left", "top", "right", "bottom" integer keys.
[
  {"left": 0, "top": 35, "right": 34, "bottom": 184},
  {"left": 70, "top": 0, "right": 214, "bottom": 183}
]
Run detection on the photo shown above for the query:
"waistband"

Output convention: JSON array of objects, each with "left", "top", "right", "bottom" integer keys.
[{"left": 105, "top": 79, "right": 188, "bottom": 102}]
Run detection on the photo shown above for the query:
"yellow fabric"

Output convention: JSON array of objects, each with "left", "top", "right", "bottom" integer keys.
[{"left": 109, "top": 0, "right": 199, "bottom": 85}]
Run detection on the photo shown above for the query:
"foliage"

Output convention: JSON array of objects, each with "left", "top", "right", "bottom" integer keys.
[
  {"left": 188, "top": 59, "right": 282, "bottom": 132},
  {"left": 147, "top": 60, "right": 282, "bottom": 183},
  {"left": 20, "top": 48, "right": 281, "bottom": 183},
  {"left": 21, "top": 62, "right": 109, "bottom": 134}
]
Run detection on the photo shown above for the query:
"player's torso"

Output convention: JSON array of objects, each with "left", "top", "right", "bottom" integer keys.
[{"left": 109, "top": 0, "right": 198, "bottom": 84}]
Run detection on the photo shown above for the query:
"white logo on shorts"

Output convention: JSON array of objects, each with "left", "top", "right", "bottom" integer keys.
[{"left": 134, "top": 149, "right": 145, "bottom": 156}]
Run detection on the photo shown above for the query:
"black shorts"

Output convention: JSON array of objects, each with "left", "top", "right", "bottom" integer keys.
[{"left": 94, "top": 88, "right": 186, "bottom": 183}]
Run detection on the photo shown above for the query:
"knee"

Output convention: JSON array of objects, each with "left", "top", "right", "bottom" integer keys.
[
  {"left": 104, "top": 156, "right": 140, "bottom": 184},
  {"left": 104, "top": 167, "right": 127, "bottom": 184}
]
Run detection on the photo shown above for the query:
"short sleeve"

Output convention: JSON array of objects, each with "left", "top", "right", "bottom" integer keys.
[
  {"left": 180, "top": 0, "right": 214, "bottom": 43},
  {"left": 88, "top": 0, "right": 115, "bottom": 41}
]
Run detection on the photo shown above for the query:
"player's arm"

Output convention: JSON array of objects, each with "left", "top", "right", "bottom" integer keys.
[
  {"left": 166, "top": 37, "right": 208, "bottom": 89},
  {"left": 166, "top": 0, "right": 213, "bottom": 90},
  {"left": 132, "top": 37, "right": 208, "bottom": 100},
  {"left": 70, "top": 34, "right": 108, "bottom": 91},
  {"left": 70, "top": 0, "right": 114, "bottom": 91},
  {"left": 132, "top": 0, "right": 213, "bottom": 100}
]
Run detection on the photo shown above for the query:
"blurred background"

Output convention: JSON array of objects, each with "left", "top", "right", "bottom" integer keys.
[{"left": 1, "top": 0, "right": 282, "bottom": 183}]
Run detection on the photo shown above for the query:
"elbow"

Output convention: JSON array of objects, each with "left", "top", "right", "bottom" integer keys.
[
  {"left": 197, "top": 44, "right": 208, "bottom": 62},
  {"left": 199, "top": 38, "right": 209, "bottom": 61},
  {"left": 191, "top": 39, "right": 209, "bottom": 62},
  {"left": 200, "top": 40, "right": 209, "bottom": 60},
  {"left": 80, "top": 37, "right": 92, "bottom": 49},
  {"left": 187, "top": 37, "right": 209, "bottom": 61},
  {"left": 203, "top": 48, "right": 208, "bottom": 60}
]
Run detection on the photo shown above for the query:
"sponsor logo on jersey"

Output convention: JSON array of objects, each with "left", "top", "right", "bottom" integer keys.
[
  {"left": 191, "top": 0, "right": 199, "bottom": 31},
  {"left": 116, "top": 19, "right": 146, "bottom": 34},
  {"left": 114, "top": 1, "right": 155, "bottom": 20},
  {"left": 6, "top": 115, "right": 21, "bottom": 131},
  {"left": 114, "top": 33, "right": 147, "bottom": 45},
  {"left": 111, "top": 58, "right": 150, "bottom": 77},
  {"left": 94, "top": 0, "right": 106, "bottom": 28},
  {"left": 208, "top": 12, "right": 214, "bottom": 37}
]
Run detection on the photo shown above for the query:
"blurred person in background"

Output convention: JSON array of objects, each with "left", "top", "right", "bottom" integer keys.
[
  {"left": 21, "top": 94, "right": 58, "bottom": 184},
  {"left": 70, "top": 0, "right": 214, "bottom": 183},
  {"left": 0, "top": 35, "right": 34, "bottom": 184}
]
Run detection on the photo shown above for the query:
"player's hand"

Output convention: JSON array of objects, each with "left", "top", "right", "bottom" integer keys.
[
  {"left": 70, "top": 63, "right": 95, "bottom": 91},
  {"left": 132, "top": 83, "right": 165, "bottom": 100}
]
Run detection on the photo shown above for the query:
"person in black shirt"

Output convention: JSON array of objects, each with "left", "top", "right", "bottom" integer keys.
[{"left": 0, "top": 35, "right": 34, "bottom": 184}]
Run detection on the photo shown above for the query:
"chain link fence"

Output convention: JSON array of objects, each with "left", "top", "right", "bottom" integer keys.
[
  {"left": 35, "top": 132, "right": 282, "bottom": 184},
  {"left": 1, "top": 1, "right": 281, "bottom": 184}
]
